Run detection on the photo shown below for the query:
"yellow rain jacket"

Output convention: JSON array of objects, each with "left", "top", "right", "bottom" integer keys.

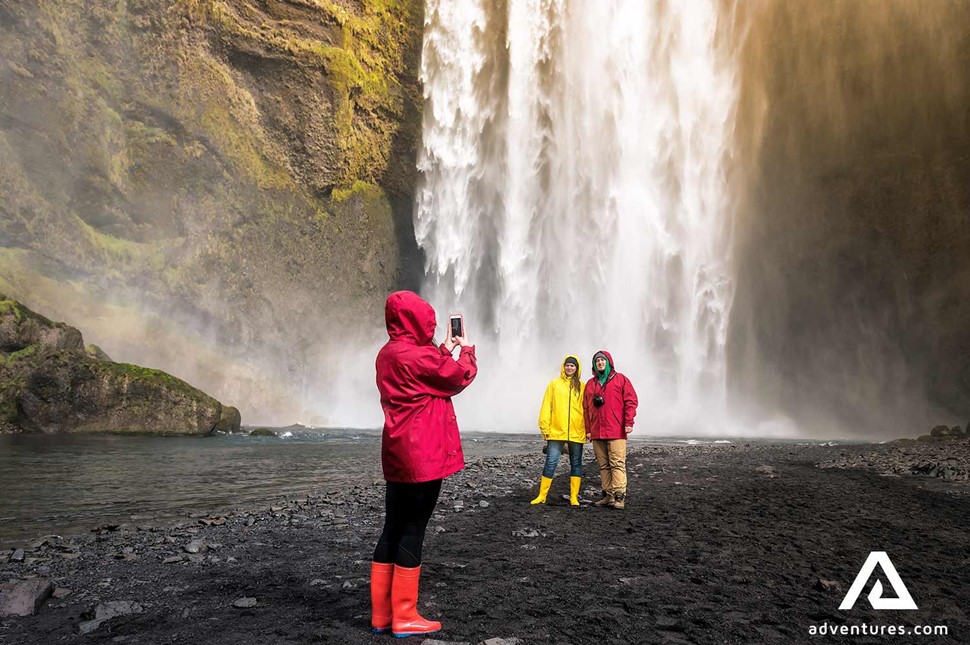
[{"left": 538, "top": 355, "right": 587, "bottom": 443}]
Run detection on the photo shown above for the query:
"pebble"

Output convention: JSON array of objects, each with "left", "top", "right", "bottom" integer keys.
[
  {"left": 511, "top": 529, "right": 540, "bottom": 538},
  {"left": 815, "top": 578, "right": 841, "bottom": 592},
  {"left": 232, "top": 597, "right": 257, "bottom": 608}
]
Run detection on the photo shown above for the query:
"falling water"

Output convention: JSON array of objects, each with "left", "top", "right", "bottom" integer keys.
[{"left": 416, "top": 0, "right": 744, "bottom": 433}]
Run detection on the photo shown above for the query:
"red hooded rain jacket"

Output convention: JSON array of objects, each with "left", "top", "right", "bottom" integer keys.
[
  {"left": 376, "top": 291, "right": 478, "bottom": 483},
  {"left": 583, "top": 350, "right": 638, "bottom": 440}
]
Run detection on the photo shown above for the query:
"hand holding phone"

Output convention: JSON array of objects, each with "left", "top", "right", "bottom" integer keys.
[{"left": 449, "top": 314, "right": 470, "bottom": 347}]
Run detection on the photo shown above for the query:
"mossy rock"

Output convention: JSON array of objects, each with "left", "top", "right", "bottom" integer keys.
[
  {"left": 0, "top": 296, "right": 84, "bottom": 354},
  {"left": 0, "top": 295, "right": 241, "bottom": 435},
  {"left": 249, "top": 427, "right": 277, "bottom": 437},
  {"left": 85, "top": 344, "right": 113, "bottom": 361}
]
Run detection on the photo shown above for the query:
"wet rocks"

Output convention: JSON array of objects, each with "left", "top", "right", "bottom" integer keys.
[{"left": 819, "top": 436, "right": 970, "bottom": 486}]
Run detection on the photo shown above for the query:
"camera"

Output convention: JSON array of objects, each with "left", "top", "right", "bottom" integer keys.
[{"left": 592, "top": 395, "right": 605, "bottom": 407}]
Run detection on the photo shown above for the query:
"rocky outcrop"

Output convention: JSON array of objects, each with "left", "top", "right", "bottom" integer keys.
[{"left": 0, "top": 295, "right": 240, "bottom": 434}]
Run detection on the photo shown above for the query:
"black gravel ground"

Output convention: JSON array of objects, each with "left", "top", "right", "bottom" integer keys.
[{"left": 2, "top": 441, "right": 968, "bottom": 644}]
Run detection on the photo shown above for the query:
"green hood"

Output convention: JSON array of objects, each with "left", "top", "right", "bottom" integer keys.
[{"left": 592, "top": 351, "right": 612, "bottom": 386}]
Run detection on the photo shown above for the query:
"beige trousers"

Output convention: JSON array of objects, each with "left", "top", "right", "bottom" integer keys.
[{"left": 592, "top": 439, "right": 627, "bottom": 495}]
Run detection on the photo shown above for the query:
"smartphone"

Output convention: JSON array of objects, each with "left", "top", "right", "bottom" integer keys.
[{"left": 449, "top": 314, "right": 464, "bottom": 338}]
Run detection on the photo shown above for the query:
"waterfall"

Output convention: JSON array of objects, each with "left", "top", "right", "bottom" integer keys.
[{"left": 415, "top": 0, "right": 744, "bottom": 434}]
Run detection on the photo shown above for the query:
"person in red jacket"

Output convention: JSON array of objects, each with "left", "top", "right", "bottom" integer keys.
[
  {"left": 370, "top": 291, "right": 477, "bottom": 638},
  {"left": 583, "top": 350, "right": 638, "bottom": 510}
]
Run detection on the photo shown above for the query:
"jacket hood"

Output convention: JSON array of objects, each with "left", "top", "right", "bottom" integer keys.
[
  {"left": 592, "top": 350, "right": 615, "bottom": 374},
  {"left": 384, "top": 291, "right": 436, "bottom": 345},
  {"left": 559, "top": 355, "right": 582, "bottom": 379}
]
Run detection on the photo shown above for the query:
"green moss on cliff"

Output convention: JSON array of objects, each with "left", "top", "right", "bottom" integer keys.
[
  {"left": 331, "top": 180, "right": 392, "bottom": 232},
  {"left": 0, "top": 297, "right": 58, "bottom": 328},
  {"left": 177, "top": 0, "right": 419, "bottom": 189},
  {"left": 322, "top": 0, "right": 417, "bottom": 188},
  {"left": 72, "top": 216, "right": 166, "bottom": 273},
  {"left": 0, "top": 346, "right": 38, "bottom": 371},
  {"left": 104, "top": 361, "right": 214, "bottom": 401},
  {"left": 0, "top": 377, "right": 25, "bottom": 424}
]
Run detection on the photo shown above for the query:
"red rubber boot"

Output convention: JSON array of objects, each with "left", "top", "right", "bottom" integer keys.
[
  {"left": 391, "top": 565, "right": 441, "bottom": 638},
  {"left": 370, "top": 561, "right": 394, "bottom": 633}
]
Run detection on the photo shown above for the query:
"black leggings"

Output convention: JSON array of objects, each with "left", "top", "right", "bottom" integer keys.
[{"left": 373, "top": 479, "right": 442, "bottom": 568}]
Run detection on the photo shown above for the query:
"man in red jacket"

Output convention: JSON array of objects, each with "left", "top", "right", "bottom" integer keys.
[
  {"left": 583, "top": 350, "right": 638, "bottom": 510},
  {"left": 370, "top": 291, "right": 477, "bottom": 638}
]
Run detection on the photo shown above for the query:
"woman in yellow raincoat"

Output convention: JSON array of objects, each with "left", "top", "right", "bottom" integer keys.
[{"left": 530, "top": 355, "right": 586, "bottom": 506}]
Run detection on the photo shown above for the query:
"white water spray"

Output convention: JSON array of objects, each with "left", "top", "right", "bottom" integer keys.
[{"left": 416, "top": 0, "right": 744, "bottom": 434}]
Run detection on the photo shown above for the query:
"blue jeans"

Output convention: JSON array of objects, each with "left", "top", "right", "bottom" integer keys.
[{"left": 543, "top": 440, "right": 583, "bottom": 478}]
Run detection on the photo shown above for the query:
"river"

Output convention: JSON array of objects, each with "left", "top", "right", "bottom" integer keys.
[{"left": 0, "top": 429, "right": 540, "bottom": 547}]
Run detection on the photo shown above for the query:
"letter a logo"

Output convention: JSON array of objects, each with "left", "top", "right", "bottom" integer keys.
[{"left": 839, "top": 551, "right": 918, "bottom": 610}]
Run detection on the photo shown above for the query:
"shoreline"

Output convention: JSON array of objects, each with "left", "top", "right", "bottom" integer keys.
[
  {"left": 2, "top": 441, "right": 969, "bottom": 644},
  {"left": 0, "top": 431, "right": 884, "bottom": 549}
]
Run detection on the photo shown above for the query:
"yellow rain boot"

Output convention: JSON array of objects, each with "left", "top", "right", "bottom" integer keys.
[
  {"left": 569, "top": 476, "right": 581, "bottom": 506},
  {"left": 530, "top": 476, "right": 553, "bottom": 505}
]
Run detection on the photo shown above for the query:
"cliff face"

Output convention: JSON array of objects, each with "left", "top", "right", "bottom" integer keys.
[
  {"left": 730, "top": 0, "right": 970, "bottom": 433},
  {"left": 0, "top": 0, "right": 425, "bottom": 423}
]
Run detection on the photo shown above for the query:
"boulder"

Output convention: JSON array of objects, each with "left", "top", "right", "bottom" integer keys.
[
  {"left": 930, "top": 425, "right": 958, "bottom": 438},
  {"left": 213, "top": 406, "right": 242, "bottom": 433},
  {"left": 0, "top": 578, "right": 54, "bottom": 617}
]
